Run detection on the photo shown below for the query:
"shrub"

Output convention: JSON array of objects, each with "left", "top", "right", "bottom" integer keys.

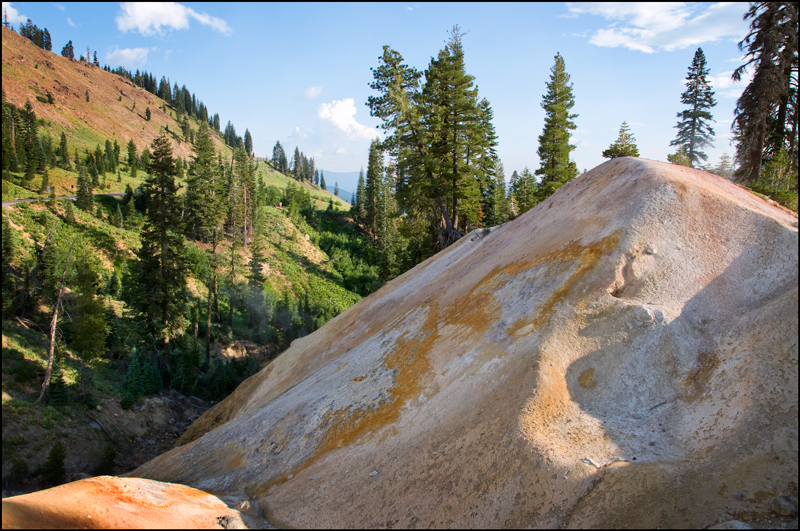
[
  {"left": 40, "top": 441, "right": 66, "bottom": 486},
  {"left": 94, "top": 445, "right": 116, "bottom": 476},
  {"left": 120, "top": 391, "right": 135, "bottom": 410},
  {"left": 6, "top": 456, "right": 29, "bottom": 485}
]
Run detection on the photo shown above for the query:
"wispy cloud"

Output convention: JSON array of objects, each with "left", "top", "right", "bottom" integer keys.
[
  {"left": 66, "top": 17, "right": 75, "bottom": 27},
  {"left": 318, "top": 98, "right": 380, "bottom": 141},
  {"left": 565, "top": 2, "right": 747, "bottom": 53},
  {"left": 105, "top": 46, "right": 152, "bottom": 68},
  {"left": 302, "top": 85, "right": 323, "bottom": 100},
  {"left": 2, "top": 2, "right": 27, "bottom": 24},
  {"left": 164, "top": 49, "right": 172, "bottom": 61},
  {"left": 115, "top": 2, "right": 232, "bottom": 37},
  {"left": 706, "top": 69, "right": 753, "bottom": 98},
  {"left": 53, "top": 4, "right": 65, "bottom": 12}
]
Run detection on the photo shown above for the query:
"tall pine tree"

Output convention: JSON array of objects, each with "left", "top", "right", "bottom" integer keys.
[
  {"left": 732, "top": 2, "right": 798, "bottom": 182},
  {"left": 535, "top": 53, "right": 578, "bottom": 201},
  {"left": 670, "top": 48, "right": 717, "bottom": 167},
  {"left": 126, "top": 132, "right": 187, "bottom": 384},
  {"left": 368, "top": 26, "right": 496, "bottom": 251}
]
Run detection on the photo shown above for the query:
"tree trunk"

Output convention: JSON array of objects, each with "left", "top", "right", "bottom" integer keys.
[
  {"left": 228, "top": 248, "right": 235, "bottom": 327},
  {"left": 748, "top": 122, "right": 766, "bottom": 182},
  {"left": 205, "top": 273, "right": 213, "bottom": 366},
  {"left": 37, "top": 236, "right": 79, "bottom": 404}
]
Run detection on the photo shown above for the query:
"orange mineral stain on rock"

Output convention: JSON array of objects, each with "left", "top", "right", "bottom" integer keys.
[
  {"left": 126, "top": 158, "right": 797, "bottom": 530},
  {"left": 579, "top": 368, "right": 598, "bottom": 389}
]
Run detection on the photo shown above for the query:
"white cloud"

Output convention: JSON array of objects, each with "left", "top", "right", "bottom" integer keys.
[
  {"left": 164, "top": 49, "right": 172, "bottom": 61},
  {"left": 115, "top": 2, "right": 232, "bottom": 37},
  {"left": 406, "top": 6, "right": 413, "bottom": 11},
  {"left": 629, "top": 122, "right": 645, "bottom": 126},
  {"left": 302, "top": 85, "right": 323, "bottom": 100},
  {"left": 105, "top": 46, "right": 152, "bottom": 68},
  {"left": 53, "top": 4, "right": 65, "bottom": 12},
  {"left": 335, "top": 147, "right": 347, "bottom": 155},
  {"left": 66, "top": 17, "right": 75, "bottom": 27},
  {"left": 707, "top": 69, "right": 752, "bottom": 98},
  {"left": 318, "top": 98, "right": 380, "bottom": 140},
  {"left": 2, "top": 2, "right": 27, "bottom": 24},
  {"left": 566, "top": 2, "right": 748, "bottom": 53}
]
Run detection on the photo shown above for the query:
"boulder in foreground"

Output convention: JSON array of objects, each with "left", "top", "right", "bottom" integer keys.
[{"left": 1, "top": 476, "right": 247, "bottom": 529}]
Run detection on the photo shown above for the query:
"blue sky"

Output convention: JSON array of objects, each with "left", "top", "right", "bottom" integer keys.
[{"left": 3, "top": 2, "right": 753, "bottom": 178}]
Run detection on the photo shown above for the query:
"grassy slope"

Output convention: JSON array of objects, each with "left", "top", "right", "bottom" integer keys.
[
  {"left": 2, "top": 25, "right": 357, "bottom": 489},
  {"left": 1, "top": 26, "right": 350, "bottom": 210}
]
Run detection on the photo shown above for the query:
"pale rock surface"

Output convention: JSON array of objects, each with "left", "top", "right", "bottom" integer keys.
[
  {"left": 1, "top": 476, "right": 247, "bottom": 528},
  {"left": 129, "top": 158, "right": 798, "bottom": 528}
]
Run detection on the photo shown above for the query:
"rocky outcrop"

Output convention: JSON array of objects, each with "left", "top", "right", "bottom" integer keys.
[
  {"left": 1, "top": 476, "right": 248, "bottom": 529},
  {"left": 129, "top": 158, "right": 798, "bottom": 528}
]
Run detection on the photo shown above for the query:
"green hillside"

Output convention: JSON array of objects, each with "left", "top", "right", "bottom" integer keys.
[{"left": 1, "top": 25, "right": 365, "bottom": 494}]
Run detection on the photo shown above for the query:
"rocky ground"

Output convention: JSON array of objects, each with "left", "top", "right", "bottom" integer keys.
[{"left": 2, "top": 389, "right": 213, "bottom": 498}]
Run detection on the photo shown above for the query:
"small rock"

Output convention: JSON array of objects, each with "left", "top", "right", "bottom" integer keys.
[
  {"left": 633, "top": 306, "right": 655, "bottom": 324},
  {"left": 772, "top": 495, "right": 797, "bottom": 517},
  {"left": 370, "top": 470, "right": 379, "bottom": 476},
  {"left": 287, "top": 474, "right": 293, "bottom": 479},
  {"left": 310, "top": 474, "right": 318, "bottom": 480},
  {"left": 644, "top": 246, "right": 657, "bottom": 255},
  {"left": 708, "top": 520, "right": 752, "bottom": 529},
  {"left": 96, "top": 405, "right": 102, "bottom": 412},
  {"left": 581, "top": 457, "right": 600, "bottom": 468},
  {"left": 648, "top": 441, "right": 655, "bottom": 446},
  {"left": 732, "top": 492, "right": 745, "bottom": 501}
]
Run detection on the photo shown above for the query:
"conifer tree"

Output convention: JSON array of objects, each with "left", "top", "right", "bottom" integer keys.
[
  {"left": 75, "top": 164, "right": 93, "bottom": 212},
  {"left": 61, "top": 40, "right": 74, "bottom": 59},
  {"left": 70, "top": 255, "right": 107, "bottom": 396},
  {"left": 368, "top": 26, "right": 497, "bottom": 250},
  {"left": 185, "top": 123, "right": 226, "bottom": 363},
  {"left": 320, "top": 170, "right": 326, "bottom": 191},
  {"left": 41, "top": 441, "right": 67, "bottom": 486},
  {"left": 126, "top": 132, "right": 187, "bottom": 384},
  {"left": 292, "top": 146, "right": 302, "bottom": 181},
  {"left": 535, "top": 53, "right": 578, "bottom": 201},
  {"left": 670, "top": 48, "right": 717, "bottom": 167},
  {"left": 667, "top": 145, "right": 692, "bottom": 167},
  {"left": 23, "top": 100, "right": 39, "bottom": 181},
  {"left": 39, "top": 168, "right": 49, "bottom": 194},
  {"left": 731, "top": 2, "right": 798, "bottom": 182},
  {"left": 58, "top": 132, "right": 70, "bottom": 170},
  {"left": 365, "top": 139, "right": 383, "bottom": 232},
  {"left": 63, "top": 200, "right": 75, "bottom": 224},
  {"left": 512, "top": 167, "right": 538, "bottom": 215},
  {"left": 602, "top": 122, "right": 640, "bottom": 159},
  {"left": 715, "top": 152, "right": 734, "bottom": 179},
  {"left": 244, "top": 129, "right": 253, "bottom": 157},
  {"left": 47, "top": 362, "right": 70, "bottom": 405},
  {"left": 355, "top": 168, "right": 366, "bottom": 220}
]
